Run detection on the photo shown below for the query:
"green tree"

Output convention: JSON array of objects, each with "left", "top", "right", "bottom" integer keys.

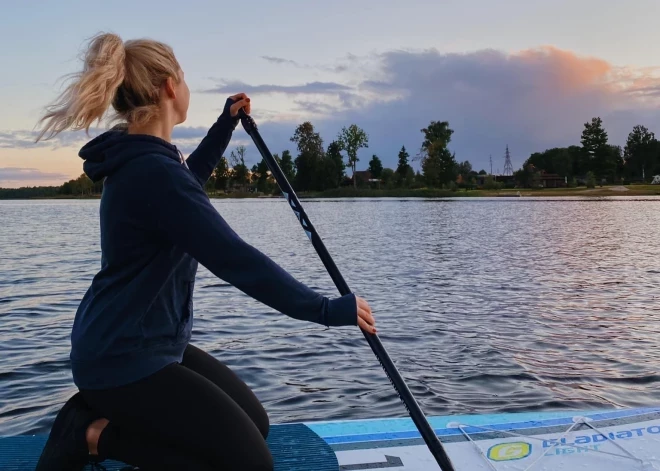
[
  {"left": 513, "top": 164, "right": 538, "bottom": 188},
  {"left": 368, "top": 154, "right": 383, "bottom": 178},
  {"left": 276, "top": 149, "right": 296, "bottom": 183},
  {"left": 455, "top": 160, "right": 473, "bottom": 180},
  {"left": 483, "top": 175, "right": 503, "bottom": 190},
  {"left": 580, "top": 117, "right": 615, "bottom": 181},
  {"left": 586, "top": 171, "right": 596, "bottom": 188},
  {"left": 205, "top": 174, "right": 216, "bottom": 194},
  {"left": 291, "top": 122, "right": 324, "bottom": 192},
  {"left": 60, "top": 174, "right": 95, "bottom": 196},
  {"left": 605, "top": 145, "right": 624, "bottom": 184},
  {"left": 526, "top": 148, "right": 572, "bottom": 178},
  {"left": 406, "top": 167, "right": 416, "bottom": 187},
  {"left": 321, "top": 141, "right": 346, "bottom": 190},
  {"left": 213, "top": 156, "right": 230, "bottom": 192},
  {"left": 412, "top": 171, "right": 424, "bottom": 188},
  {"left": 381, "top": 168, "right": 395, "bottom": 188},
  {"left": 255, "top": 157, "right": 272, "bottom": 193},
  {"left": 419, "top": 121, "right": 457, "bottom": 187},
  {"left": 337, "top": 124, "right": 369, "bottom": 188},
  {"left": 624, "top": 125, "right": 658, "bottom": 181},
  {"left": 0, "top": 186, "right": 59, "bottom": 199},
  {"left": 229, "top": 145, "right": 249, "bottom": 191},
  {"left": 478, "top": 169, "right": 487, "bottom": 175},
  {"left": 581, "top": 117, "right": 608, "bottom": 155},
  {"left": 396, "top": 146, "right": 411, "bottom": 178}
]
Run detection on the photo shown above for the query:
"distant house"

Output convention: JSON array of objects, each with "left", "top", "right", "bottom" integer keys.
[
  {"left": 652, "top": 175, "right": 660, "bottom": 184},
  {"left": 353, "top": 170, "right": 372, "bottom": 185},
  {"left": 475, "top": 171, "right": 567, "bottom": 188},
  {"left": 474, "top": 174, "right": 516, "bottom": 187},
  {"left": 538, "top": 172, "right": 566, "bottom": 188},
  {"left": 351, "top": 170, "right": 382, "bottom": 187}
]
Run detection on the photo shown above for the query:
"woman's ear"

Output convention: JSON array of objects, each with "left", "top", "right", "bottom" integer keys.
[{"left": 164, "top": 76, "right": 177, "bottom": 100}]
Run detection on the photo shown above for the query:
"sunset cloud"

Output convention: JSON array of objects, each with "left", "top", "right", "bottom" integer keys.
[
  {"left": 3, "top": 46, "right": 660, "bottom": 173},
  {"left": 224, "top": 46, "right": 660, "bottom": 170},
  {"left": 0, "top": 167, "right": 70, "bottom": 184}
]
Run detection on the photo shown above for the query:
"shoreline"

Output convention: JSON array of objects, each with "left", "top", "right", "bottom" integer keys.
[{"left": 2, "top": 185, "right": 660, "bottom": 200}]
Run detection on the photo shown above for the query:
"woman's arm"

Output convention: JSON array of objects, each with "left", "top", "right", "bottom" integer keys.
[
  {"left": 149, "top": 156, "right": 358, "bottom": 327},
  {"left": 184, "top": 94, "right": 250, "bottom": 186}
]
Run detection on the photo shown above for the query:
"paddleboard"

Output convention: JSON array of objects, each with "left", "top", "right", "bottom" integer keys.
[
  {"left": 307, "top": 406, "right": 660, "bottom": 470},
  {"left": 3, "top": 406, "right": 660, "bottom": 470}
]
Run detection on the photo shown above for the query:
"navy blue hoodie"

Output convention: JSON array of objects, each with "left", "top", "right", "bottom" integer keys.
[{"left": 71, "top": 99, "right": 357, "bottom": 390}]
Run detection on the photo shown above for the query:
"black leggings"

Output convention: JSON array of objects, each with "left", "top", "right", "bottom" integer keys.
[{"left": 79, "top": 344, "right": 273, "bottom": 471}]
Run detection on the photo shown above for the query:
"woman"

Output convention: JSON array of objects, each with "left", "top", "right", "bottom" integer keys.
[{"left": 33, "top": 32, "right": 376, "bottom": 471}]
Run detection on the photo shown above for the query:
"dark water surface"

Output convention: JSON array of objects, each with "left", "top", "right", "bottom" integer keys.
[{"left": 2, "top": 197, "right": 660, "bottom": 436}]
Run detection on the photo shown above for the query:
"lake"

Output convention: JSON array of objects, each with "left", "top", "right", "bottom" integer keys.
[{"left": 2, "top": 197, "right": 660, "bottom": 436}]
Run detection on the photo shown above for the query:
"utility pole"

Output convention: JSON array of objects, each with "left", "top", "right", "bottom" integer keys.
[
  {"left": 503, "top": 145, "right": 514, "bottom": 176},
  {"left": 490, "top": 154, "right": 493, "bottom": 175}
]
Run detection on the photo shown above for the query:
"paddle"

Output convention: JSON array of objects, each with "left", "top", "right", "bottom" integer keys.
[{"left": 238, "top": 110, "right": 456, "bottom": 471}]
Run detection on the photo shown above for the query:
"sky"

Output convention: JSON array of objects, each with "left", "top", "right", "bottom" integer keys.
[{"left": 1, "top": 0, "right": 659, "bottom": 187}]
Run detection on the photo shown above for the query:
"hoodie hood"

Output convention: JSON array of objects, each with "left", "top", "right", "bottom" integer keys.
[{"left": 79, "top": 126, "right": 182, "bottom": 182}]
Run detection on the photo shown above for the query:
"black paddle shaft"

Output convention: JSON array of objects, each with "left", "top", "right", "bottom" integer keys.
[{"left": 238, "top": 111, "right": 456, "bottom": 471}]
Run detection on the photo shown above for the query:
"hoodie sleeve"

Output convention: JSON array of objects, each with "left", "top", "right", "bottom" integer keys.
[
  {"left": 149, "top": 157, "right": 357, "bottom": 328},
  {"left": 184, "top": 98, "right": 239, "bottom": 186}
]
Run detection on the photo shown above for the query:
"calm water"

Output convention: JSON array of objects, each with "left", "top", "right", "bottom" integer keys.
[{"left": 2, "top": 197, "right": 660, "bottom": 436}]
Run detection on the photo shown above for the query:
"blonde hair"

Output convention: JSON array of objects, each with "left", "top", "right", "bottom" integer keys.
[{"left": 36, "top": 32, "right": 181, "bottom": 141}]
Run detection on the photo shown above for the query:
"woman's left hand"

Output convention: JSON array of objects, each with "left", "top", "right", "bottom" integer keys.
[
  {"left": 229, "top": 93, "right": 251, "bottom": 116},
  {"left": 356, "top": 296, "right": 377, "bottom": 334}
]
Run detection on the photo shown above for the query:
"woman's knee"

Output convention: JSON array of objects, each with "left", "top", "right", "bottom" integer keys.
[{"left": 254, "top": 406, "right": 270, "bottom": 439}]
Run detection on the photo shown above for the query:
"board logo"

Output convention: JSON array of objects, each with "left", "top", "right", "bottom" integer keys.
[{"left": 487, "top": 441, "right": 532, "bottom": 461}]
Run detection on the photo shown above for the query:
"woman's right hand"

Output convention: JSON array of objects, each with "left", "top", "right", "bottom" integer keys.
[
  {"left": 356, "top": 296, "right": 377, "bottom": 334},
  {"left": 228, "top": 93, "right": 251, "bottom": 116}
]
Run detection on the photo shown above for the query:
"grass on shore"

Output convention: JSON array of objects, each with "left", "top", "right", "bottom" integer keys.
[
  {"left": 4, "top": 185, "right": 660, "bottom": 200},
  {"left": 300, "top": 185, "right": 660, "bottom": 198}
]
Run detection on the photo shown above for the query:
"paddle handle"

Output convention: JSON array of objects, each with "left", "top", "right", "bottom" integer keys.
[{"left": 238, "top": 111, "right": 455, "bottom": 471}]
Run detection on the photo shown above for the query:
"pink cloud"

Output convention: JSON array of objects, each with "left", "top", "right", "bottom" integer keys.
[{"left": 3, "top": 45, "right": 659, "bottom": 174}]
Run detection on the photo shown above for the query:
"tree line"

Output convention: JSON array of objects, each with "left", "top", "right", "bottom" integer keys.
[
  {"left": 206, "top": 120, "right": 490, "bottom": 195},
  {"left": 514, "top": 118, "right": 660, "bottom": 188},
  {"left": 0, "top": 174, "right": 103, "bottom": 199},
  {"left": 206, "top": 116, "right": 660, "bottom": 193},
  {"left": 2, "top": 115, "right": 658, "bottom": 199}
]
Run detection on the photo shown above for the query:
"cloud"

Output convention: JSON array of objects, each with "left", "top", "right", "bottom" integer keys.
[
  {"left": 255, "top": 46, "right": 660, "bottom": 172},
  {"left": 152, "top": 46, "right": 660, "bottom": 172},
  {"left": 292, "top": 100, "right": 342, "bottom": 115},
  {"left": 260, "top": 55, "right": 355, "bottom": 73},
  {"left": 358, "top": 46, "right": 660, "bottom": 170},
  {"left": 626, "top": 85, "right": 660, "bottom": 98},
  {"left": 0, "top": 167, "right": 70, "bottom": 183},
  {"left": 0, "top": 130, "right": 90, "bottom": 150},
  {"left": 4, "top": 46, "right": 660, "bottom": 175},
  {"left": 261, "top": 56, "right": 301, "bottom": 67},
  {"left": 0, "top": 125, "right": 243, "bottom": 157},
  {"left": 202, "top": 79, "right": 353, "bottom": 96}
]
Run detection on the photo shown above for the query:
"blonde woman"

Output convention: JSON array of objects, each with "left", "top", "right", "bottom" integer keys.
[{"left": 34, "top": 32, "right": 376, "bottom": 471}]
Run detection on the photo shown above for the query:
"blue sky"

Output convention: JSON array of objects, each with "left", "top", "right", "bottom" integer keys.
[{"left": 1, "top": 0, "right": 659, "bottom": 186}]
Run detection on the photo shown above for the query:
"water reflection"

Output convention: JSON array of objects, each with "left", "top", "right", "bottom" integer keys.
[{"left": 1, "top": 197, "right": 660, "bottom": 435}]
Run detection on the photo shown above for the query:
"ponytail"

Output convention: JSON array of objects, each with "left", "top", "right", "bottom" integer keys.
[
  {"left": 36, "top": 33, "right": 125, "bottom": 141},
  {"left": 36, "top": 32, "right": 181, "bottom": 142}
]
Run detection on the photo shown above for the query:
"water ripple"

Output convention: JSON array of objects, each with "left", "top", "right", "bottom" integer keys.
[{"left": 2, "top": 197, "right": 660, "bottom": 435}]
